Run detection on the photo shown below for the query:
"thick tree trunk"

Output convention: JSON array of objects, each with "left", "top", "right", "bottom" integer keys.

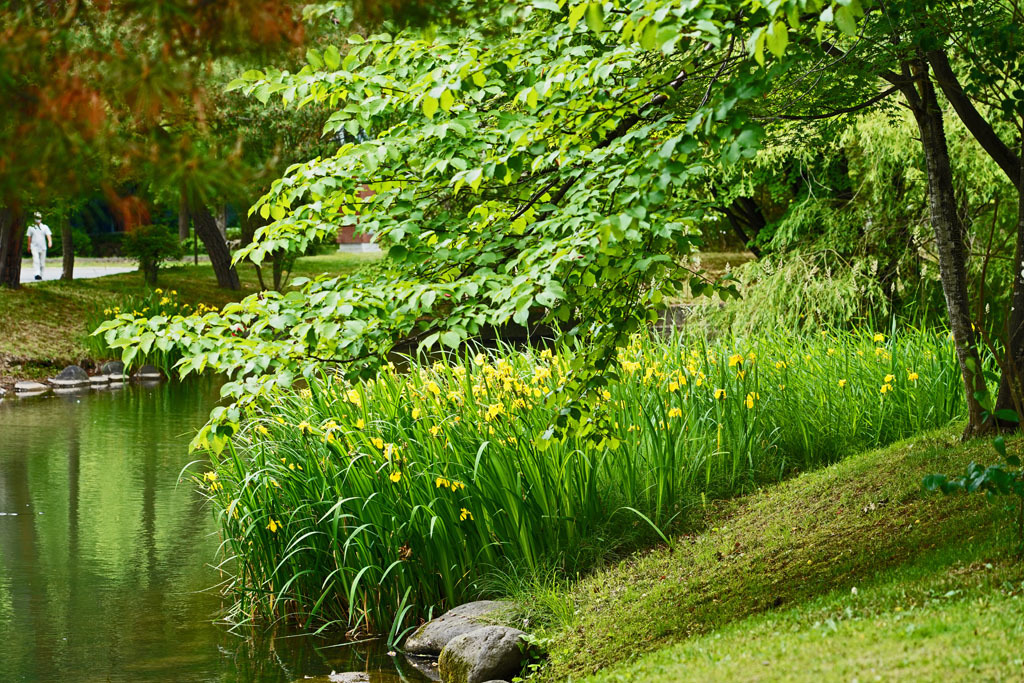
[
  {"left": 190, "top": 204, "right": 240, "bottom": 290},
  {"left": 924, "top": 48, "right": 1024, "bottom": 424},
  {"left": 61, "top": 216, "right": 75, "bottom": 281},
  {"left": 995, "top": 161, "right": 1024, "bottom": 419},
  {"left": 907, "top": 60, "right": 990, "bottom": 436},
  {"left": 0, "top": 207, "right": 26, "bottom": 289}
]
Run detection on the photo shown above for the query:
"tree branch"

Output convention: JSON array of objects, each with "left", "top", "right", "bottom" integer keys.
[
  {"left": 758, "top": 85, "right": 900, "bottom": 121},
  {"left": 925, "top": 48, "right": 1021, "bottom": 187}
]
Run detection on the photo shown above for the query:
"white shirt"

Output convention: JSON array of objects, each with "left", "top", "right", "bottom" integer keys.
[{"left": 27, "top": 223, "right": 51, "bottom": 250}]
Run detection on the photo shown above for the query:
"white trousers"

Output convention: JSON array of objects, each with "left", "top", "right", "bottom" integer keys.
[{"left": 31, "top": 246, "right": 46, "bottom": 278}]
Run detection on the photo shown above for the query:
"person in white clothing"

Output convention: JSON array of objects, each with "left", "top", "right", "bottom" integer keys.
[{"left": 26, "top": 212, "right": 52, "bottom": 281}]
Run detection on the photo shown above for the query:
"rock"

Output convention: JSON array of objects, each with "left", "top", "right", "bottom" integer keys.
[
  {"left": 0, "top": 386, "right": 5, "bottom": 397},
  {"left": 297, "top": 672, "right": 403, "bottom": 683},
  {"left": 14, "top": 380, "right": 50, "bottom": 393},
  {"left": 133, "top": 364, "right": 164, "bottom": 381},
  {"left": 54, "top": 364, "right": 88, "bottom": 380},
  {"left": 404, "top": 601, "right": 515, "bottom": 656},
  {"left": 437, "top": 626, "right": 527, "bottom": 683},
  {"left": 327, "top": 673, "right": 369, "bottom": 683},
  {"left": 100, "top": 360, "right": 125, "bottom": 376},
  {"left": 15, "top": 389, "right": 50, "bottom": 399},
  {"left": 53, "top": 386, "right": 90, "bottom": 396},
  {"left": 49, "top": 365, "right": 90, "bottom": 387},
  {"left": 89, "top": 375, "right": 110, "bottom": 385}
]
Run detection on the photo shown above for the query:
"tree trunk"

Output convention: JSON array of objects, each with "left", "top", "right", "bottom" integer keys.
[
  {"left": 178, "top": 192, "right": 190, "bottom": 241},
  {"left": 994, "top": 160, "right": 1024, "bottom": 419},
  {"left": 0, "top": 207, "right": 25, "bottom": 289},
  {"left": 723, "top": 197, "right": 764, "bottom": 258},
  {"left": 61, "top": 215, "right": 75, "bottom": 281},
  {"left": 922, "top": 49, "right": 1024, "bottom": 426},
  {"left": 273, "top": 256, "right": 284, "bottom": 291},
  {"left": 216, "top": 204, "right": 228, "bottom": 239},
  {"left": 906, "top": 60, "right": 990, "bottom": 436},
  {"left": 190, "top": 204, "right": 240, "bottom": 290}
]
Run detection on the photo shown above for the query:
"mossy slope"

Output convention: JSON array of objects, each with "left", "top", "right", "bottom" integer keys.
[{"left": 539, "top": 426, "right": 1022, "bottom": 681}]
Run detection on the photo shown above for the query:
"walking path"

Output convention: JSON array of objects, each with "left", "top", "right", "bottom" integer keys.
[{"left": 19, "top": 258, "right": 136, "bottom": 284}]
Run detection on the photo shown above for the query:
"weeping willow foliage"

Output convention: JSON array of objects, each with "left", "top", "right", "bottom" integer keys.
[
  {"left": 694, "top": 251, "right": 891, "bottom": 338},
  {"left": 701, "top": 108, "right": 1018, "bottom": 336}
]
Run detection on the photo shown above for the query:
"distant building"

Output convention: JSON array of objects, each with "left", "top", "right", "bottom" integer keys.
[{"left": 337, "top": 185, "right": 376, "bottom": 246}]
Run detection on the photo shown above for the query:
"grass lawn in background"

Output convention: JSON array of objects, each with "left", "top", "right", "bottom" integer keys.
[{"left": 0, "top": 252, "right": 378, "bottom": 382}]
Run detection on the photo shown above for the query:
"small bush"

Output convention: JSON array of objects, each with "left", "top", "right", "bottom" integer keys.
[
  {"left": 122, "top": 224, "right": 183, "bottom": 286},
  {"left": 84, "top": 288, "right": 217, "bottom": 368}
]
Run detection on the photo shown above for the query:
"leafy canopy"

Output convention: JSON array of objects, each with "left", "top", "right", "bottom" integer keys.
[{"left": 100, "top": 0, "right": 876, "bottom": 448}]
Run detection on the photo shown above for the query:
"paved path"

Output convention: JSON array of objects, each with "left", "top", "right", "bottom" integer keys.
[{"left": 19, "top": 259, "right": 136, "bottom": 284}]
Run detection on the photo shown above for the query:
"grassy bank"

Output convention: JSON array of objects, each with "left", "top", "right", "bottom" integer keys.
[
  {"left": 529, "top": 426, "right": 1022, "bottom": 681},
  {"left": 0, "top": 252, "right": 377, "bottom": 386},
  {"left": 200, "top": 327, "right": 967, "bottom": 637}
]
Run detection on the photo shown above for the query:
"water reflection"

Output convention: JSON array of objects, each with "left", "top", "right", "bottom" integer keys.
[{"left": 0, "top": 385, "right": 427, "bottom": 683}]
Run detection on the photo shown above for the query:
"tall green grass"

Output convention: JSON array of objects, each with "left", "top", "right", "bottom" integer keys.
[{"left": 199, "top": 327, "right": 967, "bottom": 639}]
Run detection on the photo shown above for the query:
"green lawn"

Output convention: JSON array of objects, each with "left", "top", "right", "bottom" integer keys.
[
  {"left": 0, "top": 252, "right": 377, "bottom": 382},
  {"left": 531, "top": 426, "right": 1024, "bottom": 681}
]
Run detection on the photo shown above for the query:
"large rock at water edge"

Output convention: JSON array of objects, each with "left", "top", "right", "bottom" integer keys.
[
  {"left": 49, "top": 365, "right": 90, "bottom": 387},
  {"left": 403, "top": 601, "right": 515, "bottom": 656},
  {"left": 437, "top": 626, "right": 527, "bottom": 683},
  {"left": 14, "top": 380, "right": 50, "bottom": 393},
  {"left": 100, "top": 360, "right": 125, "bottom": 377}
]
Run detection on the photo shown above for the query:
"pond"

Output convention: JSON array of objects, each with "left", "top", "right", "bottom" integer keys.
[{"left": 0, "top": 382, "right": 431, "bottom": 683}]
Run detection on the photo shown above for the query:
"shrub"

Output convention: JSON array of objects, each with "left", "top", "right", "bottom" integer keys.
[
  {"left": 122, "top": 224, "right": 183, "bottom": 286},
  {"left": 197, "top": 327, "right": 969, "bottom": 639},
  {"left": 84, "top": 288, "right": 216, "bottom": 368}
]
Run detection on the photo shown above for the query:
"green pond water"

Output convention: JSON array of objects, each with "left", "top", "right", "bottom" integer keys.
[{"left": 0, "top": 382, "right": 431, "bottom": 683}]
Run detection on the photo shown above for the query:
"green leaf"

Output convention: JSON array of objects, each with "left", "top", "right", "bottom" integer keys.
[
  {"left": 439, "top": 89, "right": 455, "bottom": 112},
  {"left": 422, "top": 95, "right": 439, "bottom": 118},
  {"left": 568, "top": 2, "right": 586, "bottom": 30},
  {"left": 585, "top": 2, "right": 605, "bottom": 33},
  {"left": 993, "top": 436, "right": 1007, "bottom": 458},
  {"left": 834, "top": 6, "right": 857, "bottom": 35},
  {"left": 766, "top": 21, "right": 789, "bottom": 57},
  {"left": 640, "top": 21, "right": 659, "bottom": 50},
  {"left": 440, "top": 330, "right": 461, "bottom": 348},
  {"left": 421, "top": 332, "right": 440, "bottom": 350},
  {"left": 994, "top": 409, "right": 1020, "bottom": 423},
  {"left": 324, "top": 45, "right": 342, "bottom": 71}
]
